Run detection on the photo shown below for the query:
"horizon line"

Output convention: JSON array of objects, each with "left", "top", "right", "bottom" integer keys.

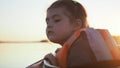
[{"left": 0, "top": 39, "right": 49, "bottom": 43}]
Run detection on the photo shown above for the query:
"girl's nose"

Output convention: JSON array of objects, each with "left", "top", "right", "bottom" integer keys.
[{"left": 47, "top": 22, "right": 53, "bottom": 28}]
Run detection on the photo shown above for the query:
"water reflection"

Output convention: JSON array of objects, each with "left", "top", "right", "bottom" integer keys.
[{"left": 0, "top": 43, "right": 61, "bottom": 68}]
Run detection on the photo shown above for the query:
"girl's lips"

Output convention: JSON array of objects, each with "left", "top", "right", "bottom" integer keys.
[
  {"left": 47, "top": 31, "right": 54, "bottom": 35},
  {"left": 47, "top": 31, "right": 54, "bottom": 39}
]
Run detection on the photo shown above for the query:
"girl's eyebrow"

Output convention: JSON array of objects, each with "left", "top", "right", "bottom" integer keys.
[{"left": 52, "top": 14, "right": 60, "bottom": 19}]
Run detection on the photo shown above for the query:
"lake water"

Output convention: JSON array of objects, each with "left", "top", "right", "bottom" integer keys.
[
  {"left": 0, "top": 43, "right": 61, "bottom": 68},
  {"left": 0, "top": 42, "right": 120, "bottom": 68}
]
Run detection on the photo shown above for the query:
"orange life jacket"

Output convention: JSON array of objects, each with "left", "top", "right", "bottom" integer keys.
[{"left": 56, "top": 28, "right": 120, "bottom": 68}]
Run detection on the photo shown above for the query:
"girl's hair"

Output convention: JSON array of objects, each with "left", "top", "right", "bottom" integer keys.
[{"left": 47, "top": 0, "right": 89, "bottom": 28}]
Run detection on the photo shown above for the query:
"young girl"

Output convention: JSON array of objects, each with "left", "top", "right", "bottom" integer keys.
[{"left": 27, "top": 0, "right": 120, "bottom": 68}]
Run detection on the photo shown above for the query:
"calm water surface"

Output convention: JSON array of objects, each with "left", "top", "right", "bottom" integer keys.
[{"left": 0, "top": 43, "right": 61, "bottom": 68}]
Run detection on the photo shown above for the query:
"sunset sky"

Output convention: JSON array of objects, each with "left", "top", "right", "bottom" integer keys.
[{"left": 0, "top": 0, "right": 120, "bottom": 41}]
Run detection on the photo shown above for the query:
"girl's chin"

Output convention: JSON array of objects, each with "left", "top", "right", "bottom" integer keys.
[
  {"left": 49, "top": 38, "right": 60, "bottom": 43},
  {"left": 49, "top": 39, "right": 57, "bottom": 43},
  {"left": 48, "top": 37, "right": 56, "bottom": 42}
]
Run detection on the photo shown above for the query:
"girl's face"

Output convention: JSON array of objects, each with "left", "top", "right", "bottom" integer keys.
[{"left": 46, "top": 8, "right": 76, "bottom": 45}]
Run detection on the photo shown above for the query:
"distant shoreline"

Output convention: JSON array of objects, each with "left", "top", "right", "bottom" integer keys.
[{"left": 0, "top": 39, "right": 49, "bottom": 43}]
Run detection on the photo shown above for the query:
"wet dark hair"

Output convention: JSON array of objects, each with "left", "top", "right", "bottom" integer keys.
[{"left": 47, "top": 0, "right": 89, "bottom": 28}]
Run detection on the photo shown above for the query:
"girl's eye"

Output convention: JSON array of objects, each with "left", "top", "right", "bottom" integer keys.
[{"left": 54, "top": 19, "right": 61, "bottom": 23}]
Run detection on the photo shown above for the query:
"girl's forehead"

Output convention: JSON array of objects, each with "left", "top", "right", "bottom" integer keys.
[
  {"left": 47, "top": 7, "right": 70, "bottom": 17},
  {"left": 47, "top": 7, "right": 65, "bottom": 14}
]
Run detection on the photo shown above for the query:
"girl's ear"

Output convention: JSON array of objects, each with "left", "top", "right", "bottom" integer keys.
[{"left": 73, "top": 19, "right": 82, "bottom": 30}]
